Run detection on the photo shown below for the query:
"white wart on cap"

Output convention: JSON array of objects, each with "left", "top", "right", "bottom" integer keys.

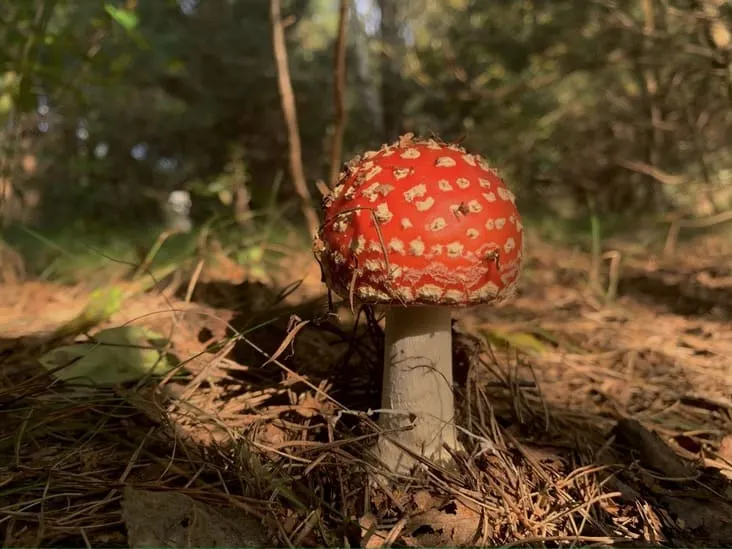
[{"left": 314, "top": 134, "right": 524, "bottom": 307}]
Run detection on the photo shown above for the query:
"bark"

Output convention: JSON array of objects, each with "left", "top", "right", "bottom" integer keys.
[{"left": 270, "top": 0, "right": 320, "bottom": 237}]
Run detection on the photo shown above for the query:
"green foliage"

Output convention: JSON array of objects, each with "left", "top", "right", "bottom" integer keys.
[
  {"left": 481, "top": 327, "right": 549, "bottom": 356},
  {"left": 1, "top": 0, "right": 730, "bottom": 263},
  {"left": 3, "top": 221, "right": 180, "bottom": 281},
  {"left": 51, "top": 285, "right": 124, "bottom": 340},
  {"left": 405, "top": 0, "right": 731, "bottom": 217},
  {"left": 39, "top": 325, "right": 176, "bottom": 385},
  {"left": 2, "top": 0, "right": 336, "bottom": 230}
]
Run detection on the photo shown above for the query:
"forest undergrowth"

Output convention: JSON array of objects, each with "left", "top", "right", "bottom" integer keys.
[{"left": 0, "top": 230, "right": 731, "bottom": 547}]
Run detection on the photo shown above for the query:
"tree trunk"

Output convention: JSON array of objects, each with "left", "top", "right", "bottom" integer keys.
[{"left": 378, "top": 0, "right": 404, "bottom": 141}]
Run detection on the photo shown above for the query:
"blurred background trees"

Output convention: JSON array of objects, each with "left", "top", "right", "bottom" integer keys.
[{"left": 1, "top": 0, "right": 730, "bottom": 274}]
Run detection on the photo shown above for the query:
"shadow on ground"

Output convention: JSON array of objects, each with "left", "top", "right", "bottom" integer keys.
[{"left": 1, "top": 240, "right": 731, "bottom": 547}]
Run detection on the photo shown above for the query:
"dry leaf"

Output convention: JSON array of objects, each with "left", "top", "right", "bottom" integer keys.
[
  {"left": 359, "top": 513, "right": 388, "bottom": 549},
  {"left": 412, "top": 490, "right": 434, "bottom": 512},
  {"left": 521, "top": 445, "right": 566, "bottom": 470},
  {"left": 295, "top": 391, "right": 324, "bottom": 418},
  {"left": 710, "top": 434, "right": 732, "bottom": 480},
  {"left": 405, "top": 500, "right": 481, "bottom": 546},
  {"left": 718, "top": 435, "right": 732, "bottom": 463},
  {"left": 363, "top": 530, "right": 389, "bottom": 548},
  {"left": 262, "top": 318, "right": 310, "bottom": 367},
  {"left": 258, "top": 422, "right": 286, "bottom": 445},
  {"left": 121, "top": 486, "right": 268, "bottom": 547}
]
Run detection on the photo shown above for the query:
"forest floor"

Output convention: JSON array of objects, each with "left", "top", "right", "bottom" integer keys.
[{"left": 0, "top": 229, "right": 731, "bottom": 547}]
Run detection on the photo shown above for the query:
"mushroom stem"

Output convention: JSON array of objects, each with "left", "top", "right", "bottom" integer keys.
[{"left": 377, "top": 306, "right": 461, "bottom": 474}]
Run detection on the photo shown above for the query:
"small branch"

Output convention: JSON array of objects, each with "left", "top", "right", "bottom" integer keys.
[
  {"left": 587, "top": 195, "right": 603, "bottom": 293},
  {"left": 602, "top": 250, "right": 622, "bottom": 304},
  {"left": 617, "top": 159, "right": 685, "bottom": 185},
  {"left": 270, "top": 0, "right": 320, "bottom": 237},
  {"left": 663, "top": 209, "right": 732, "bottom": 257},
  {"left": 328, "top": 0, "right": 349, "bottom": 189}
]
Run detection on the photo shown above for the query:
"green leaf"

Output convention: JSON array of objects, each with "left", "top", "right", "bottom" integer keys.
[
  {"left": 242, "top": 245, "right": 264, "bottom": 263},
  {"left": 104, "top": 5, "right": 139, "bottom": 32},
  {"left": 39, "top": 326, "right": 176, "bottom": 385},
  {"left": 481, "top": 328, "right": 549, "bottom": 356},
  {"left": 0, "top": 93, "right": 13, "bottom": 117},
  {"left": 52, "top": 286, "right": 124, "bottom": 339},
  {"left": 104, "top": 4, "right": 148, "bottom": 49}
]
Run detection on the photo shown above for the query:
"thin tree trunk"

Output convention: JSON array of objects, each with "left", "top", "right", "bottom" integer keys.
[
  {"left": 377, "top": 0, "right": 404, "bottom": 141},
  {"left": 641, "top": 0, "right": 663, "bottom": 211},
  {"left": 329, "top": 0, "right": 349, "bottom": 188},
  {"left": 270, "top": 0, "right": 319, "bottom": 237}
]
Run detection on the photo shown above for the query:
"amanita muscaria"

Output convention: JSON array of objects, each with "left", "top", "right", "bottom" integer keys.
[{"left": 313, "top": 134, "right": 524, "bottom": 474}]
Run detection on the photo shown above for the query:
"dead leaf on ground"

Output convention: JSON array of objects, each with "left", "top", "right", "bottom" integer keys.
[
  {"left": 520, "top": 444, "right": 567, "bottom": 473},
  {"left": 258, "top": 422, "right": 287, "bottom": 445},
  {"left": 358, "top": 513, "right": 389, "bottom": 548},
  {"left": 612, "top": 418, "right": 693, "bottom": 478},
  {"left": 404, "top": 499, "right": 481, "bottom": 546},
  {"left": 719, "top": 435, "right": 732, "bottom": 463},
  {"left": 294, "top": 389, "right": 334, "bottom": 418},
  {"left": 712, "top": 435, "right": 732, "bottom": 480},
  {"left": 121, "top": 486, "right": 269, "bottom": 548},
  {"left": 411, "top": 489, "right": 434, "bottom": 512}
]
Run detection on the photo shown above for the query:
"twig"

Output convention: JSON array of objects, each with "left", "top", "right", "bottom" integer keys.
[
  {"left": 328, "top": 0, "right": 349, "bottom": 189},
  {"left": 602, "top": 250, "right": 622, "bottom": 304},
  {"left": 663, "top": 209, "right": 732, "bottom": 257},
  {"left": 132, "top": 229, "right": 173, "bottom": 280},
  {"left": 587, "top": 195, "right": 603, "bottom": 293},
  {"left": 270, "top": 0, "right": 320, "bottom": 237},
  {"left": 617, "top": 159, "right": 685, "bottom": 185}
]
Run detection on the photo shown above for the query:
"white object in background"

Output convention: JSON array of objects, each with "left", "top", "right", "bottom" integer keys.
[{"left": 164, "top": 190, "right": 193, "bottom": 233}]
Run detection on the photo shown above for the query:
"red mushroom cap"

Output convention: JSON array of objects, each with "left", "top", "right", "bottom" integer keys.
[{"left": 313, "top": 134, "right": 524, "bottom": 306}]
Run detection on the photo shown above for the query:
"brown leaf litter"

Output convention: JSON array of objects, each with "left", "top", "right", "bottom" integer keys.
[
  {"left": 121, "top": 486, "right": 268, "bottom": 547},
  {"left": 0, "top": 234, "right": 730, "bottom": 547}
]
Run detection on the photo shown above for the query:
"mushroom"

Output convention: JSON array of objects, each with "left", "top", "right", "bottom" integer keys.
[{"left": 313, "top": 134, "right": 524, "bottom": 474}]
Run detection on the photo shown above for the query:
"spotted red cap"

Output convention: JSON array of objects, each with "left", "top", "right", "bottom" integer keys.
[{"left": 313, "top": 134, "right": 524, "bottom": 306}]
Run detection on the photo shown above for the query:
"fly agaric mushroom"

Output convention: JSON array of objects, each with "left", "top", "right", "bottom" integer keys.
[{"left": 313, "top": 134, "right": 524, "bottom": 474}]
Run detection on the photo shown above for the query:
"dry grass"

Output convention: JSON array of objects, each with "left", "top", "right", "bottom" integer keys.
[{"left": 1, "top": 233, "right": 731, "bottom": 547}]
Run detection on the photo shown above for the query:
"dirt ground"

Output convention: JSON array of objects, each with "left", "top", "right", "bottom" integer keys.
[{"left": 0, "top": 232, "right": 731, "bottom": 547}]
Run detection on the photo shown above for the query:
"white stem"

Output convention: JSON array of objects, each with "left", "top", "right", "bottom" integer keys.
[{"left": 376, "top": 306, "right": 461, "bottom": 474}]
